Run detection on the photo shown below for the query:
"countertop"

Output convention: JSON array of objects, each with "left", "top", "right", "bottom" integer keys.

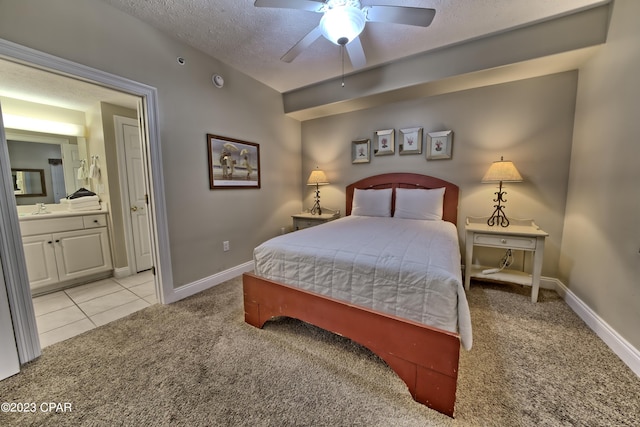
[{"left": 17, "top": 204, "right": 108, "bottom": 221}]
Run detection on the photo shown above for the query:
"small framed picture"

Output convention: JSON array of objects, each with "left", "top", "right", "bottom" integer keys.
[
  {"left": 426, "top": 130, "right": 453, "bottom": 160},
  {"left": 399, "top": 127, "right": 423, "bottom": 155},
  {"left": 352, "top": 139, "right": 371, "bottom": 164},
  {"left": 374, "top": 129, "right": 394, "bottom": 156},
  {"left": 207, "top": 134, "right": 261, "bottom": 189}
]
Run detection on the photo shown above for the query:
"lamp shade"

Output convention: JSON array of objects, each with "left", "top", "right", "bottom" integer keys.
[
  {"left": 319, "top": 5, "right": 366, "bottom": 45},
  {"left": 481, "top": 157, "right": 523, "bottom": 183},
  {"left": 307, "top": 169, "right": 329, "bottom": 186}
]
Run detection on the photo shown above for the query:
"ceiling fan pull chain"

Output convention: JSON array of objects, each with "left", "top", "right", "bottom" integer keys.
[
  {"left": 338, "top": 36, "right": 348, "bottom": 87},
  {"left": 341, "top": 43, "right": 345, "bottom": 87}
]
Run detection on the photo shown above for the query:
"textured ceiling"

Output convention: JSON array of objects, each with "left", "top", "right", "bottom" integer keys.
[
  {"left": 100, "top": 0, "right": 606, "bottom": 92},
  {"left": 0, "top": 0, "right": 606, "bottom": 114}
]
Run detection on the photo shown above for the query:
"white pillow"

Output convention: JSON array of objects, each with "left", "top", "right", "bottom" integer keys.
[
  {"left": 351, "top": 188, "right": 392, "bottom": 217},
  {"left": 394, "top": 187, "right": 445, "bottom": 220}
]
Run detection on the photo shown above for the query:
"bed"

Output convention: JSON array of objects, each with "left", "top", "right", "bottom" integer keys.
[{"left": 243, "top": 173, "right": 471, "bottom": 417}]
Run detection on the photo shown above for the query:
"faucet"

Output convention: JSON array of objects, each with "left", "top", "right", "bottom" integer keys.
[{"left": 32, "top": 203, "right": 50, "bottom": 215}]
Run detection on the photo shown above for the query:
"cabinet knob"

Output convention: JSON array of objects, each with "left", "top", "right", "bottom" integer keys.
[
  {"left": 55, "top": 239, "right": 60, "bottom": 243},
  {"left": 501, "top": 239, "right": 507, "bottom": 244},
  {"left": 47, "top": 241, "right": 53, "bottom": 244},
  {"left": 94, "top": 220, "right": 99, "bottom": 223}
]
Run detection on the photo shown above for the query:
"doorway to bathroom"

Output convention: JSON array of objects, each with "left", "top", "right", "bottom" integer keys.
[
  {"left": 0, "top": 39, "right": 173, "bottom": 365},
  {"left": 1, "top": 65, "right": 154, "bottom": 348}
]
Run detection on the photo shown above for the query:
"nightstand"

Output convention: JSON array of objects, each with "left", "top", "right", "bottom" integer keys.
[
  {"left": 292, "top": 211, "right": 340, "bottom": 231},
  {"left": 464, "top": 216, "right": 548, "bottom": 302}
]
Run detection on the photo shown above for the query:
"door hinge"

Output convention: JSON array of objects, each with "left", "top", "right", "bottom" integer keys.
[
  {"left": 151, "top": 266, "right": 156, "bottom": 276},
  {"left": 145, "top": 194, "right": 149, "bottom": 205}
]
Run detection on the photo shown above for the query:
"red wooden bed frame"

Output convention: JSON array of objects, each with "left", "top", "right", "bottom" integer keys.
[{"left": 243, "top": 173, "right": 462, "bottom": 417}]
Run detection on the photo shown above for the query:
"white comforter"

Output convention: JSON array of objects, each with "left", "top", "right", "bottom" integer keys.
[{"left": 253, "top": 216, "right": 472, "bottom": 350}]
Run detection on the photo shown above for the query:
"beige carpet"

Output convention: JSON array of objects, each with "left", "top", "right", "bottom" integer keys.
[{"left": 1, "top": 276, "right": 638, "bottom": 426}]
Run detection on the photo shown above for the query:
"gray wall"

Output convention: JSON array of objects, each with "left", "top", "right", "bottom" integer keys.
[
  {"left": 0, "top": 0, "right": 302, "bottom": 288},
  {"left": 561, "top": 0, "right": 640, "bottom": 350},
  {"left": 302, "top": 72, "right": 578, "bottom": 278}
]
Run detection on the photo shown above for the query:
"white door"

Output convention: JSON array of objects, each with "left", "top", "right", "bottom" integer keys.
[
  {"left": 61, "top": 143, "right": 82, "bottom": 195},
  {"left": 120, "top": 118, "right": 152, "bottom": 272},
  {"left": 50, "top": 161, "right": 66, "bottom": 202}
]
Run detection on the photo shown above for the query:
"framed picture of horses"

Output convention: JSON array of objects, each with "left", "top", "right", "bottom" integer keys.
[{"left": 207, "top": 134, "right": 261, "bottom": 189}]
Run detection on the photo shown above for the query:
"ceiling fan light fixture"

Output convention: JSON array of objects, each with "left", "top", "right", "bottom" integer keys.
[{"left": 319, "top": 5, "right": 365, "bottom": 46}]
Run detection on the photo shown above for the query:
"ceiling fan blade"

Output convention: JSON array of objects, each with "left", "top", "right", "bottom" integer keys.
[
  {"left": 364, "top": 6, "right": 436, "bottom": 27},
  {"left": 281, "top": 26, "right": 323, "bottom": 63},
  {"left": 254, "top": 0, "right": 325, "bottom": 12},
  {"left": 345, "top": 37, "right": 367, "bottom": 69}
]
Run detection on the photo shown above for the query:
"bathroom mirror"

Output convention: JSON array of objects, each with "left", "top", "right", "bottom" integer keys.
[
  {"left": 6, "top": 132, "right": 85, "bottom": 205},
  {"left": 12, "top": 169, "right": 47, "bottom": 197}
]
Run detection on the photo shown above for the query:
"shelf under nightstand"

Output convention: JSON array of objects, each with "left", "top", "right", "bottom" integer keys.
[{"left": 464, "top": 216, "right": 548, "bottom": 302}]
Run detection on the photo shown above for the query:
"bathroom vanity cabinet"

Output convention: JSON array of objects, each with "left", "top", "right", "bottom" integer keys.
[{"left": 20, "top": 213, "right": 112, "bottom": 295}]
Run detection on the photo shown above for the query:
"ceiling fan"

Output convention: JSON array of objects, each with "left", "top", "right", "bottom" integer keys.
[{"left": 254, "top": 0, "right": 436, "bottom": 69}]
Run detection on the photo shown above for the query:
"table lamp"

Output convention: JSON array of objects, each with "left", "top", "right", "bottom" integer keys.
[
  {"left": 481, "top": 156, "right": 523, "bottom": 227},
  {"left": 307, "top": 168, "right": 329, "bottom": 215}
]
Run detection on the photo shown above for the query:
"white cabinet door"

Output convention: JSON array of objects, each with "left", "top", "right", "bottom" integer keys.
[
  {"left": 23, "top": 227, "right": 112, "bottom": 290},
  {"left": 22, "top": 234, "right": 59, "bottom": 291},
  {"left": 54, "top": 228, "right": 112, "bottom": 282}
]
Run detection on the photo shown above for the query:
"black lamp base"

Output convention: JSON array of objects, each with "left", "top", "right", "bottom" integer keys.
[
  {"left": 487, "top": 205, "right": 510, "bottom": 227},
  {"left": 310, "top": 184, "right": 322, "bottom": 215},
  {"left": 487, "top": 181, "right": 510, "bottom": 227}
]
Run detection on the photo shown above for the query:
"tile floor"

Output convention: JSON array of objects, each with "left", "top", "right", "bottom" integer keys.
[{"left": 32, "top": 270, "right": 156, "bottom": 348}]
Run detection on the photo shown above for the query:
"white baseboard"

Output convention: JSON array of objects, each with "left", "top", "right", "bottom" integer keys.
[
  {"left": 551, "top": 278, "right": 640, "bottom": 378},
  {"left": 168, "top": 261, "right": 254, "bottom": 302},
  {"left": 539, "top": 276, "right": 557, "bottom": 290},
  {"left": 112, "top": 266, "right": 132, "bottom": 279}
]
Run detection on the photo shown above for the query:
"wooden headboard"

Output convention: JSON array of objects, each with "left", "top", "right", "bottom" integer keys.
[{"left": 345, "top": 173, "right": 459, "bottom": 225}]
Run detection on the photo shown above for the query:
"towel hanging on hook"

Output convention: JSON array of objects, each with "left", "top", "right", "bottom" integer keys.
[
  {"left": 89, "top": 156, "right": 101, "bottom": 180},
  {"left": 77, "top": 159, "right": 87, "bottom": 180}
]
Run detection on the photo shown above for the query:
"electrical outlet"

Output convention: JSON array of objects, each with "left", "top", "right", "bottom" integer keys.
[{"left": 223, "top": 241, "right": 230, "bottom": 252}]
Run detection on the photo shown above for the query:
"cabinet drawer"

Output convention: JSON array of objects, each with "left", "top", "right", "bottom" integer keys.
[
  {"left": 474, "top": 233, "right": 537, "bottom": 250},
  {"left": 83, "top": 214, "right": 107, "bottom": 228},
  {"left": 295, "top": 220, "right": 320, "bottom": 230},
  {"left": 20, "top": 216, "right": 84, "bottom": 236}
]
